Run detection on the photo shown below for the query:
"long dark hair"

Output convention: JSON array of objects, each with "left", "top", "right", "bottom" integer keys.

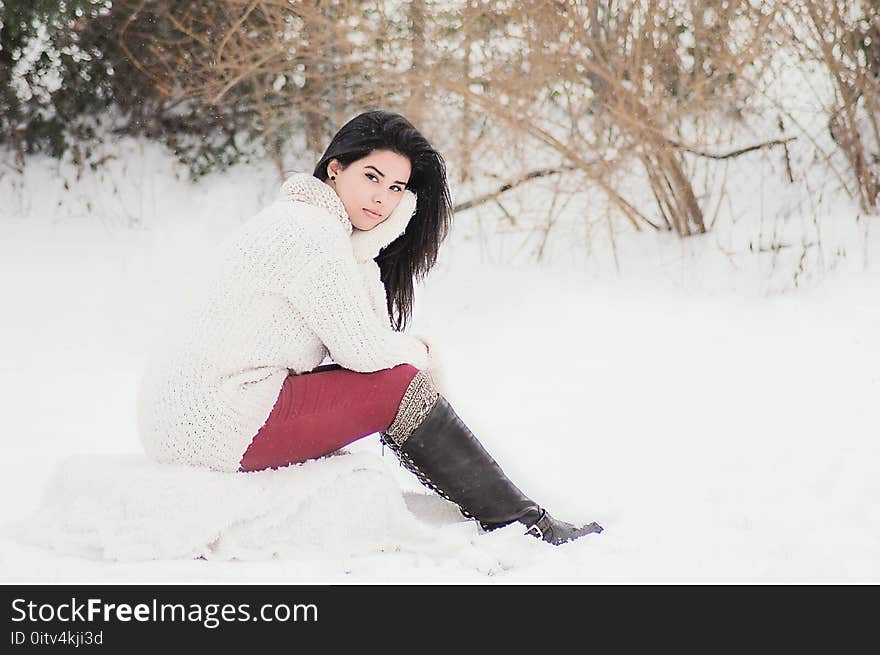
[{"left": 313, "top": 110, "right": 452, "bottom": 330}]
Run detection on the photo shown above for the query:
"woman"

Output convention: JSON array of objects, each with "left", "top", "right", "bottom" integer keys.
[{"left": 137, "top": 110, "right": 602, "bottom": 546}]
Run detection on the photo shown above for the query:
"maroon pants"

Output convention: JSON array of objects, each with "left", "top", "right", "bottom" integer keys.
[{"left": 238, "top": 363, "right": 419, "bottom": 472}]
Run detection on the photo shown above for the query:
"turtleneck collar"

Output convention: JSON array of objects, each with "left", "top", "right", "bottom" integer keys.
[{"left": 280, "top": 173, "right": 352, "bottom": 234}]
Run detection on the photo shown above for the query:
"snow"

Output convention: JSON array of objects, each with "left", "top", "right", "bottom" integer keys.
[{"left": 1, "top": 132, "right": 878, "bottom": 584}]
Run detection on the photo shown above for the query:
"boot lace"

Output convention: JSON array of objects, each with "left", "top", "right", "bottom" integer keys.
[{"left": 380, "top": 433, "right": 499, "bottom": 530}]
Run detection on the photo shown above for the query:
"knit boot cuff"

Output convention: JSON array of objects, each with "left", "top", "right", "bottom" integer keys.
[{"left": 384, "top": 369, "right": 439, "bottom": 447}]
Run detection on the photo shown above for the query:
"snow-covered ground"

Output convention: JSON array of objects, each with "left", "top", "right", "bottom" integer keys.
[{"left": 1, "top": 134, "right": 878, "bottom": 584}]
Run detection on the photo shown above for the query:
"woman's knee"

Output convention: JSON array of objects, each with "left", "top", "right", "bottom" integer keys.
[
  {"left": 384, "top": 367, "right": 441, "bottom": 444},
  {"left": 392, "top": 363, "right": 420, "bottom": 381}
]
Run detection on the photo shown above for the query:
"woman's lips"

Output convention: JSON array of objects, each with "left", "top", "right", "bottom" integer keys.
[{"left": 363, "top": 208, "right": 383, "bottom": 219}]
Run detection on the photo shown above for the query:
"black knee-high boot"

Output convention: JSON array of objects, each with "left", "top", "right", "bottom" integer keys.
[{"left": 380, "top": 373, "right": 602, "bottom": 546}]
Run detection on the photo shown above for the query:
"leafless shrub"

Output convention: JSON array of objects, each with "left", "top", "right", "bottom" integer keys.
[
  {"left": 411, "top": 1, "right": 780, "bottom": 237},
  {"left": 113, "top": 1, "right": 799, "bottom": 243},
  {"left": 783, "top": 0, "right": 880, "bottom": 212},
  {"left": 115, "top": 0, "right": 418, "bottom": 172}
]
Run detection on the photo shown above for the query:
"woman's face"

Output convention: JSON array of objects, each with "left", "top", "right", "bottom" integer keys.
[{"left": 327, "top": 150, "right": 412, "bottom": 231}]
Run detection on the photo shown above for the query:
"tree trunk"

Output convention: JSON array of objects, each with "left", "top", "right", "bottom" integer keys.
[
  {"left": 302, "top": 0, "right": 326, "bottom": 154},
  {"left": 406, "top": 0, "right": 426, "bottom": 128},
  {"left": 459, "top": 0, "right": 475, "bottom": 182}
]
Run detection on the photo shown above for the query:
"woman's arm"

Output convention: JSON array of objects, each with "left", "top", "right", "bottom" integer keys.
[
  {"left": 280, "top": 237, "right": 429, "bottom": 373},
  {"left": 357, "top": 258, "right": 392, "bottom": 327}
]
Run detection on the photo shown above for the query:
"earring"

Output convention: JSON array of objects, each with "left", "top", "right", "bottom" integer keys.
[{"left": 330, "top": 175, "right": 336, "bottom": 180}]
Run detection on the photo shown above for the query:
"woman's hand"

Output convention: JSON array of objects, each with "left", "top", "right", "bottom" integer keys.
[
  {"left": 350, "top": 190, "right": 417, "bottom": 263},
  {"left": 415, "top": 333, "right": 448, "bottom": 397}
]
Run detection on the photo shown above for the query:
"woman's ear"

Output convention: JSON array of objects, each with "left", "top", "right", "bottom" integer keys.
[{"left": 326, "top": 159, "right": 341, "bottom": 180}]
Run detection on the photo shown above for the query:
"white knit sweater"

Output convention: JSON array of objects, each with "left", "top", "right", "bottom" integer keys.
[{"left": 136, "top": 174, "right": 430, "bottom": 472}]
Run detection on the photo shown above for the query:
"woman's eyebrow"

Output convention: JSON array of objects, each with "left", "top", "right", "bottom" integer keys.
[{"left": 365, "top": 165, "right": 407, "bottom": 186}]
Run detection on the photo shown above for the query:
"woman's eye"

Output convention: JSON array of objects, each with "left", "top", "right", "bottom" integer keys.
[
  {"left": 390, "top": 185, "right": 402, "bottom": 192},
  {"left": 365, "top": 173, "right": 378, "bottom": 182}
]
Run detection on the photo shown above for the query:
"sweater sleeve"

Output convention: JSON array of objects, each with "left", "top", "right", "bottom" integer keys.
[
  {"left": 357, "top": 259, "right": 392, "bottom": 327},
  {"left": 280, "top": 228, "right": 429, "bottom": 373}
]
